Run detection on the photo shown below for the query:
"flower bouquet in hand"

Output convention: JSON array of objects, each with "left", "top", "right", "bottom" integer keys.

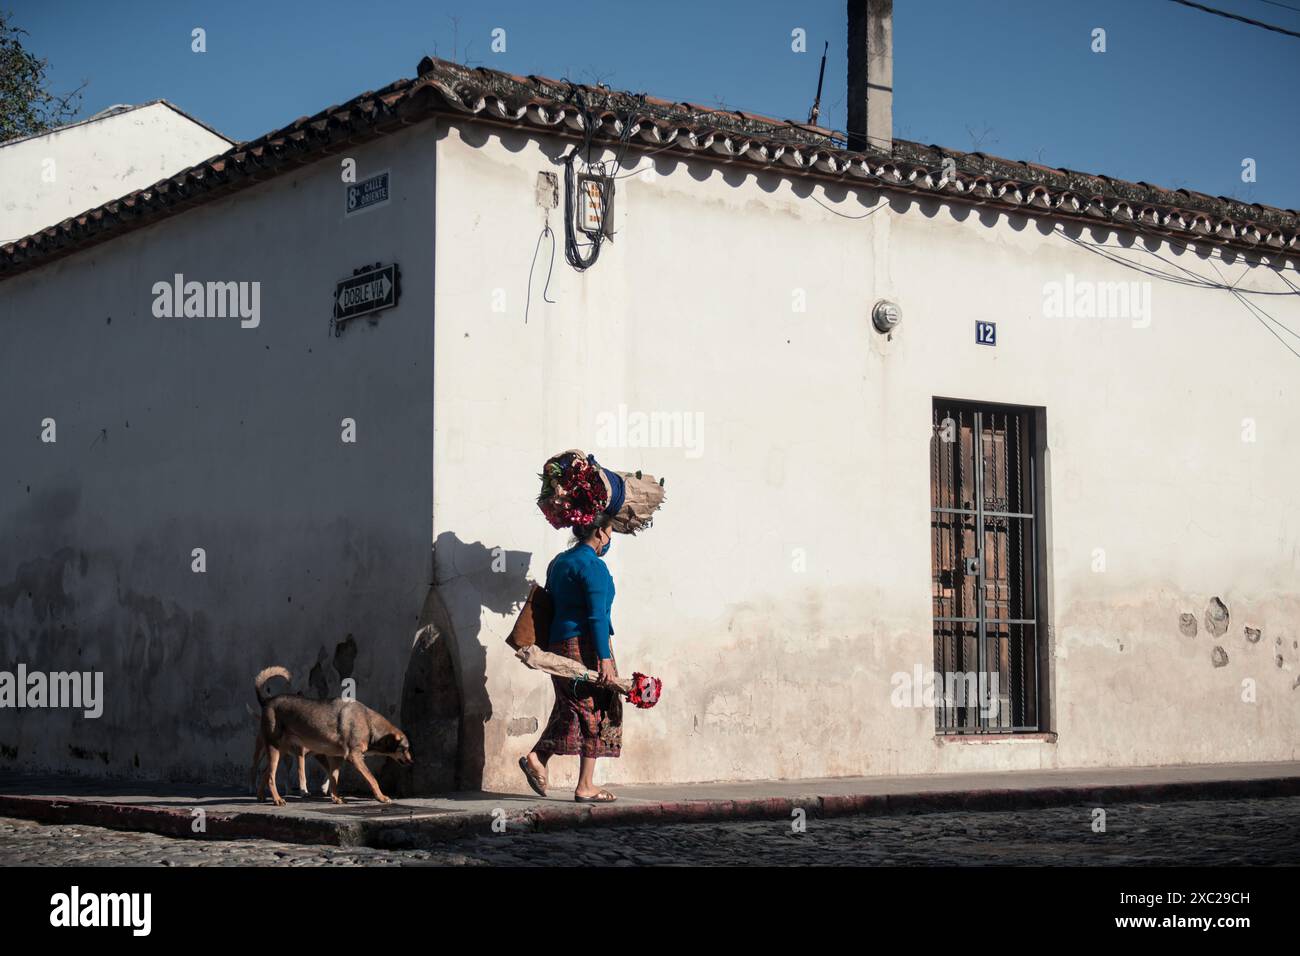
[{"left": 514, "top": 644, "right": 663, "bottom": 709}]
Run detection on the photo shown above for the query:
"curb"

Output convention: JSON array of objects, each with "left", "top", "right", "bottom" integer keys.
[
  {"left": 3, "top": 775, "right": 1298, "bottom": 849},
  {"left": 0, "top": 794, "right": 355, "bottom": 846}
]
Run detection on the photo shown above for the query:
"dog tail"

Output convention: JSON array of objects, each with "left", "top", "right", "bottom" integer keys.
[{"left": 254, "top": 666, "right": 291, "bottom": 706}]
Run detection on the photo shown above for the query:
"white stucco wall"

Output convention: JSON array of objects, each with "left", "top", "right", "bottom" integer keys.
[
  {"left": 0, "top": 102, "right": 231, "bottom": 244},
  {"left": 431, "top": 121, "right": 1300, "bottom": 792},
  {"left": 2, "top": 107, "right": 1295, "bottom": 791},
  {"left": 0, "top": 123, "right": 435, "bottom": 782}
]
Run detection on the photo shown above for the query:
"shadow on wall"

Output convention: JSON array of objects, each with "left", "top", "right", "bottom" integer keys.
[{"left": 386, "top": 531, "right": 532, "bottom": 796}]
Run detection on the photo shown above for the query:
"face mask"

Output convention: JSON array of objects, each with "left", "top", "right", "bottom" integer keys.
[{"left": 598, "top": 536, "right": 612, "bottom": 557}]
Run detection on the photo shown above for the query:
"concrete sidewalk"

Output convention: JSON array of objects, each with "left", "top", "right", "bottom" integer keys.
[{"left": 1, "top": 762, "right": 1297, "bottom": 849}]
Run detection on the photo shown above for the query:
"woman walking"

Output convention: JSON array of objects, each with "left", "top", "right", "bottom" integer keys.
[{"left": 520, "top": 514, "right": 622, "bottom": 803}]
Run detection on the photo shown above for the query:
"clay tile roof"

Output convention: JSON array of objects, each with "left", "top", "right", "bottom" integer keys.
[{"left": 3, "top": 55, "right": 1298, "bottom": 279}]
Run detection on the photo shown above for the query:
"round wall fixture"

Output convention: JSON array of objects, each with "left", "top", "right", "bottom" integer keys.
[{"left": 872, "top": 299, "right": 902, "bottom": 333}]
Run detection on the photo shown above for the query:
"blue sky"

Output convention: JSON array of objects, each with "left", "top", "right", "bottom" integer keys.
[{"left": 11, "top": 0, "right": 1300, "bottom": 208}]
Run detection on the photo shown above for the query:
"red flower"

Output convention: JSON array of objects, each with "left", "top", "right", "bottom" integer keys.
[{"left": 628, "top": 673, "right": 662, "bottom": 709}]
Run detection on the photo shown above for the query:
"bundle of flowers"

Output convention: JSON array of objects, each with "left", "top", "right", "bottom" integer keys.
[
  {"left": 537, "top": 450, "right": 609, "bottom": 530},
  {"left": 536, "top": 448, "right": 666, "bottom": 534},
  {"left": 515, "top": 645, "right": 663, "bottom": 709},
  {"left": 627, "top": 672, "right": 663, "bottom": 709}
]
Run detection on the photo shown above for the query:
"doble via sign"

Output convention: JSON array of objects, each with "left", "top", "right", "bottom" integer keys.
[{"left": 333, "top": 262, "right": 400, "bottom": 333}]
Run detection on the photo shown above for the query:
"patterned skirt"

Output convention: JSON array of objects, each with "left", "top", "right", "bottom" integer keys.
[{"left": 532, "top": 634, "right": 622, "bottom": 759}]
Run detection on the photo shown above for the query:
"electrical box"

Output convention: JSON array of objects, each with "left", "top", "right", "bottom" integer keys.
[
  {"left": 577, "top": 173, "right": 614, "bottom": 239},
  {"left": 535, "top": 171, "right": 558, "bottom": 209}
]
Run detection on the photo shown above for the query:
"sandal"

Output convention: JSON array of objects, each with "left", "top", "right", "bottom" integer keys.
[
  {"left": 575, "top": 789, "right": 617, "bottom": 803},
  {"left": 518, "top": 756, "right": 547, "bottom": 797}
]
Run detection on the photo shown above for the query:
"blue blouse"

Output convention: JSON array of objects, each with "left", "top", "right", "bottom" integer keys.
[{"left": 545, "top": 543, "right": 615, "bottom": 660}]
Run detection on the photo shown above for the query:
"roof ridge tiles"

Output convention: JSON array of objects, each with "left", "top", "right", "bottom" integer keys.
[{"left": 2, "top": 55, "right": 1296, "bottom": 277}]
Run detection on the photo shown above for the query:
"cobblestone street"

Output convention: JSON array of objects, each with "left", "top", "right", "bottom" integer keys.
[{"left": 3, "top": 796, "right": 1298, "bottom": 866}]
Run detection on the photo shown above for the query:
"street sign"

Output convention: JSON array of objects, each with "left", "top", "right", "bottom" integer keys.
[
  {"left": 976, "top": 320, "right": 997, "bottom": 346},
  {"left": 345, "top": 170, "right": 391, "bottom": 216},
  {"left": 333, "top": 263, "right": 399, "bottom": 324}
]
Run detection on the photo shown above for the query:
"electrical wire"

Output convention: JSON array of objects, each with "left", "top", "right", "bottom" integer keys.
[
  {"left": 812, "top": 193, "right": 891, "bottom": 219},
  {"left": 525, "top": 221, "right": 556, "bottom": 324},
  {"left": 1250, "top": 0, "right": 1300, "bottom": 14},
  {"left": 1055, "top": 227, "right": 1300, "bottom": 292},
  {"left": 1052, "top": 225, "right": 1300, "bottom": 360},
  {"left": 1209, "top": 258, "right": 1300, "bottom": 357},
  {"left": 611, "top": 139, "right": 684, "bottom": 180},
  {"left": 1142, "top": 238, "right": 1300, "bottom": 277},
  {"left": 777, "top": 135, "right": 1300, "bottom": 288},
  {"left": 1231, "top": 288, "right": 1300, "bottom": 357},
  {"left": 1205, "top": 256, "right": 1298, "bottom": 325},
  {"left": 557, "top": 85, "right": 639, "bottom": 272},
  {"left": 605, "top": 98, "right": 640, "bottom": 178},
  {"left": 557, "top": 110, "right": 1296, "bottom": 275},
  {"left": 547, "top": 83, "right": 1300, "bottom": 330},
  {"left": 807, "top": 155, "right": 963, "bottom": 218},
  {"left": 813, "top": 122, "right": 1298, "bottom": 250},
  {"left": 558, "top": 87, "right": 604, "bottom": 271},
  {"left": 562, "top": 150, "right": 601, "bottom": 270},
  {"left": 1165, "top": 0, "right": 1300, "bottom": 38}
]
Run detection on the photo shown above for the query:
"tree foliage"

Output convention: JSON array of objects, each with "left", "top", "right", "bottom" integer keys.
[{"left": 1, "top": 10, "right": 85, "bottom": 142}]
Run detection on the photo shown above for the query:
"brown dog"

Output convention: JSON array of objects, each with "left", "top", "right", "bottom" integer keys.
[
  {"left": 249, "top": 724, "right": 331, "bottom": 801},
  {"left": 248, "top": 679, "right": 328, "bottom": 798},
  {"left": 254, "top": 666, "right": 413, "bottom": 806}
]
